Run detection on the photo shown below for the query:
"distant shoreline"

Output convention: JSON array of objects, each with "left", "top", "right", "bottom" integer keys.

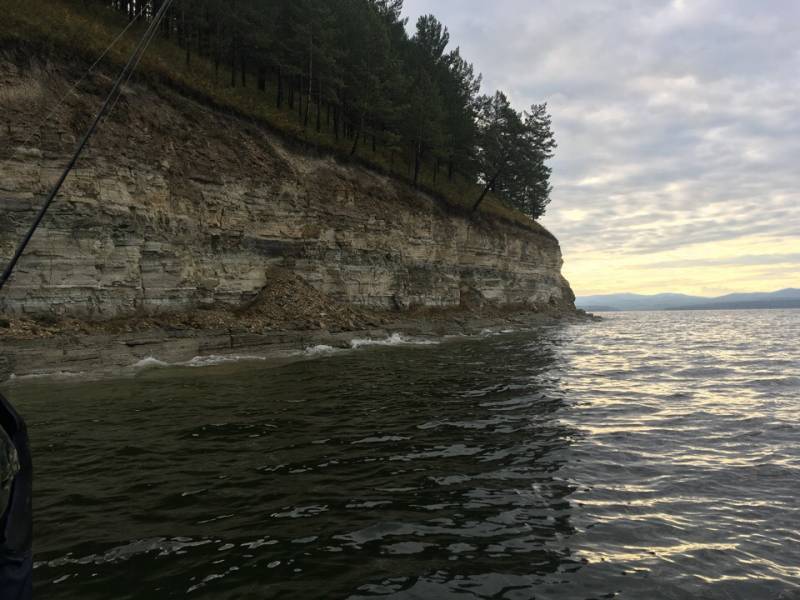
[
  {"left": 577, "top": 289, "right": 800, "bottom": 313},
  {"left": 580, "top": 305, "right": 800, "bottom": 313}
]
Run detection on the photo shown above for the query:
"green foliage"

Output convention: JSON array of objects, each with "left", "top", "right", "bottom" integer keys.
[
  {"left": 473, "top": 93, "right": 556, "bottom": 218},
  {"left": 2, "top": 0, "right": 557, "bottom": 224}
]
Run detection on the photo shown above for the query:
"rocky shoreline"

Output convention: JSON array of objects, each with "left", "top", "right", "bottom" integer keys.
[
  {"left": 1, "top": 54, "right": 586, "bottom": 385},
  {"left": 0, "top": 308, "right": 596, "bottom": 384}
]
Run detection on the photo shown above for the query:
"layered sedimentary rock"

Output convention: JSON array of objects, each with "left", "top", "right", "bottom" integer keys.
[{"left": 0, "top": 55, "right": 574, "bottom": 320}]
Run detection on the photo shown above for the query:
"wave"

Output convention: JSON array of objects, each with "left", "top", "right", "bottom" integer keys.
[
  {"left": 132, "top": 357, "right": 171, "bottom": 369},
  {"left": 132, "top": 354, "right": 268, "bottom": 371},
  {"left": 745, "top": 376, "right": 800, "bottom": 389},
  {"left": 304, "top": 344, "right": 341, "bottom": 356},
  {"left": 7, "top": 332, "right": 454, "bottom": 383},
  {"left": 6, "top": 370, "right": 85, "bottom": 383},
  {"left": 480, "top": 328, "right": 518, "bottom": 337},
  {"left": 128, "top": 335, "right": 440, "bottom": 373},
  {"left": 34, "top": 537, "right": 213, "bottom": 569},
  {"left": 184, "top": 355, "right": 269, "bottom": 368},
  {"left": 350, "top": 333, "right": 440, "bottom": 349}
]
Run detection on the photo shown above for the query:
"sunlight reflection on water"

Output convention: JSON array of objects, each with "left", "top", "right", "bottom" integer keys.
[{"left": 8, "top": 309, "right": 800, "bottom": 599}]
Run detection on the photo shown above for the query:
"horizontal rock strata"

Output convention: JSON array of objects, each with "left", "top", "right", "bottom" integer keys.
[{"left": 0, "top": 55, "right": 574, "bottom": 322}]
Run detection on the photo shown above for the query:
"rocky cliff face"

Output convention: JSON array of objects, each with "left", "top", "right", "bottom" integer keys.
[{"left": 0, "top": 56, "right": 574, "bottom": 321}]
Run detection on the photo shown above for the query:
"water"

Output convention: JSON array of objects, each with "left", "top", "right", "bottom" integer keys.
[{"left": 5, "top": 310, "right": 800, "bottom": 599}]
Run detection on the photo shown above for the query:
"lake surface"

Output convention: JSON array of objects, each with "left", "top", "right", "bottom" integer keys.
[{"left": 5, "top": 310, "right": 800, "bottom": 599}]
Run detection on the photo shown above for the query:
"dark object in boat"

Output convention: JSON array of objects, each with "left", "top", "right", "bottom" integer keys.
[{"left": 0, "top": 394, "right": 32, "bottom": 600}]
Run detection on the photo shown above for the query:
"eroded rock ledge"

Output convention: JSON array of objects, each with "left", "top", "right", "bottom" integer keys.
[{"left": 0, "top": 308, "right": 596, "bottom": 384}]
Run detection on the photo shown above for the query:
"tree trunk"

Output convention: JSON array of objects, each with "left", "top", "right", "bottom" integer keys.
[
  {"left": 214, "top": 20, "right": 221, "bottom": 83},
  {"left": 257, "top": 66, "right": 266, "bottom": 92},
  {"left": 333, "top": 105, "right": 339, "bottom": 140},
  {"left": 276, "top": 67, "right": 284, "bottom": 108},
  {"left": 305, "top": 35, "right": 313, "bottom": 129},
  {"left": 177, "top": 5, "right": 183, "bottom": 47},
  {"left": 472, "top": 164, "right": 505, "bottom": 213},
  {"left": 413, "top": 143, "right": 422, "bottom": 187},
  {"left": 230, "top": 36, "right": 236, "bottom": 87},
  {"left": 297, "top": 76, "right": 303, "bottom": 119},
  {"left": 315, "top": 79, "right": 322, "bottom": 133},
  {"left": 164, "top": 5, "right": 171, "bottom": 39},
  {"left": 350, "top": 114, "right": 364, "bottom": 155}
]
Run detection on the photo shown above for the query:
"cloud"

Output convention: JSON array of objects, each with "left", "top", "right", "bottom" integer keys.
[
  {"left": 402, "top": 0, "right": 800, "bottom": 294},
  {"left": 644, "top": 253, "right": 800, "bottom": 269}
]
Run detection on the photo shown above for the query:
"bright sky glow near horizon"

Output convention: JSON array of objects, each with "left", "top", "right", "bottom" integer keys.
[{"left": 402, "top": 0, "right": 800, "bottom": 297}]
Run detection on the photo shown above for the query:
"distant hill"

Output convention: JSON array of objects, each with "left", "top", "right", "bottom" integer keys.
[{"left": 577, "top": 288, "right": 800, "bottom": 312}]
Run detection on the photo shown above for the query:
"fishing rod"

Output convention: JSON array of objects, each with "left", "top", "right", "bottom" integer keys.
[
  {"left": 0, "top": 0, "right": 175, "bottom": 294},
  {"left": 1, "top": 4, "right": 176, "bottom": 596}
]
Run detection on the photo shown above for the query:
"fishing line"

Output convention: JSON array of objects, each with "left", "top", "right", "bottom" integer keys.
[
  {"left": 0, "top": 0, "right": 175, "bottom": 293},
  {"left": 6, "top": 4, "right": 148, "bottom": 161},
  {"left": 100, "top": 4, "right": 166, "bottom": 130}
]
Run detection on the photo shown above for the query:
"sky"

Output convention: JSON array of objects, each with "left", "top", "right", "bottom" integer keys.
[{"left": 402, "top": 0, "right": 800, "bottom": 297}]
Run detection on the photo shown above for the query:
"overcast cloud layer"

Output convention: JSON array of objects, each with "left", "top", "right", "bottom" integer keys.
[{"left": 403, "top": 0, "right": 800, "bottom": 295}]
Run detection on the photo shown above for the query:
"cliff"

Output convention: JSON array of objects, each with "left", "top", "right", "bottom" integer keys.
[{"left": 0, "top": 54, "right": 575, "bottom": 328}]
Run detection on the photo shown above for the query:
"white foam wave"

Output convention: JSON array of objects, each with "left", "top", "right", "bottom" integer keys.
[
  {"left": 16, "top": 335, "right": 445, "bottom": 382},
  {"left": 350, "top": 333, "right": 440, "bottom": 349},
  {"left": 304, "top": 344, "right": 340, "bottom": 356},
  {"left": 132, "top": 354, "right": 267, "bottom": 371},
  {"left": 184, "top": 355, "right": 267, "bottom": 368},
  {"left": 5, "top": 370, "right": 85, "bottom": 382},
  {"left": 480, "top": 328, "right": 517, "bottom": 337},
  {"left": 132, "top": 357, "right": 170, "bottom": 369}
]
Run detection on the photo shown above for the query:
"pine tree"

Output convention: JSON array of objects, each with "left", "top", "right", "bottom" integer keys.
[{"left": 88, "top": 0, "right": 557, "bottom": 218}]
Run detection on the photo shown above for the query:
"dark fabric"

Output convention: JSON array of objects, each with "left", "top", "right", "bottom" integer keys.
[
  {"left": 0, "top": 426, "right": 17, "bottom": 517},
  {"left": 0, "top": 394, "right": 32, "bottom": 600},
  {"left": 0, "top": 553, "right": 32, "bottom": 600}
]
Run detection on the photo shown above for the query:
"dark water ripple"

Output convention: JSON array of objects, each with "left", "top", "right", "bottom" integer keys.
[{"left": 6, "top": 309, "right": 800, "bottom": 599}]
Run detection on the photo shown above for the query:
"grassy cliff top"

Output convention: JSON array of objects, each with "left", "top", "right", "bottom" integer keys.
[{"left": 1, "top": 0, "right": 555, "bottom": 237}]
